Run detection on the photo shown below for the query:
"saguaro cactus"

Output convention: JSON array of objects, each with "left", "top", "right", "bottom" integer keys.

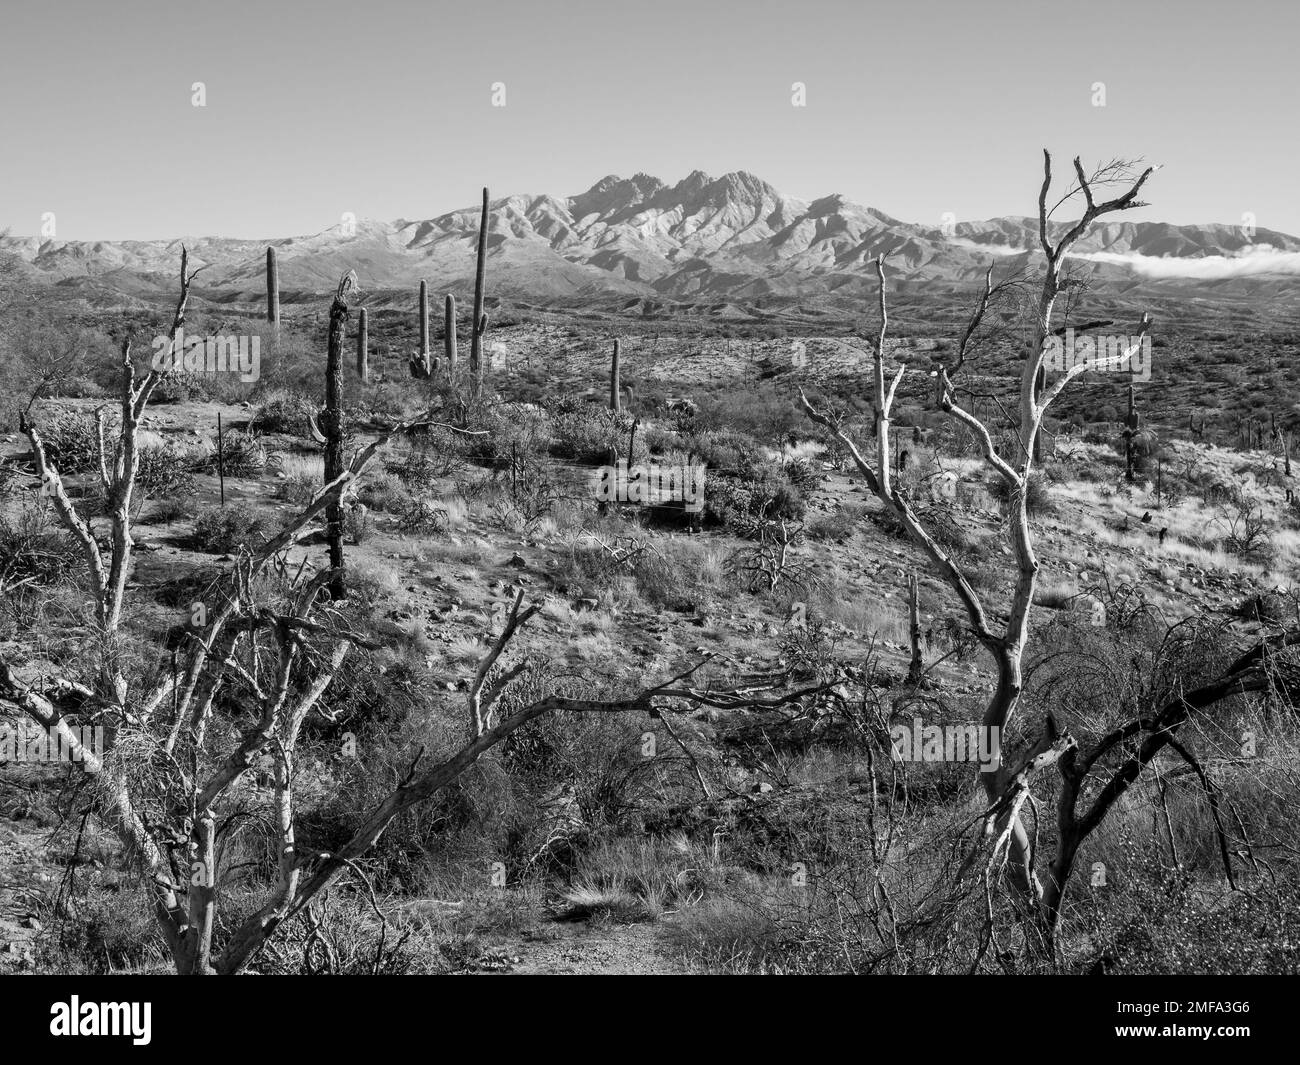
[
  {"left": 610, "top": 339, "right": 621, "bottom": 411},
  {"left": 444, "top": 293, "right": 457, "bottom": 380},
  {"left": 356, "top": 307, "right": 369, "bottom": 383},
  {"left": 470, "top": 186, "right": 489, "bottom": 388},
  {"left": 906, "top": 572, "right": 923, "bottom": 686},
  {"left": 1124, "top": 376, "right": 1139, "bottom": 483},
  {"left": 266, "top": 247, "right": 279, "bottom": 335},
  {"left": 418, "top": 279, "right": 431, "bottom": 376},
  {"left": 322, "top": 270, "right": 357, "bottom": 601}
]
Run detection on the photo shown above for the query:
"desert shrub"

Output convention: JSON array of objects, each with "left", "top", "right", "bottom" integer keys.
[
  {"left": 964, "top": 561, "right": 1005, "bottom": 594},
  {"left": 641, "top": 425, "right": 682, "bottom": 456},
  {"left": 147, "top": 372, "right": 202, "bottom": 405},
  {"left": 464, "top": 402, "right": 552, "bottom": 466},
  {"left": 550, "top": 403, "right": 645, "bottom": 465},
  {"left": 192, "top": 503, "right": 269, "bottom": 553},
  {"left": 249, "top": 390, "right": 316, "bottom": 437},
  {"left": 305, "top": 684, "right": 507, "bottom": 888},
  {"left": 1075, "top": 833, "right": 1300, "bottom": 975},
  {"left": 928, "top": 511, "right": 978, "bottom": 554},
  {"left": 807, "top": 503, "right": 866, "bottom": 542},
  {"left": 0, "top": 458, "right": 19, "bottom": 497},
  {"left": 781, "top": 458, "right": 820, "bottom": 496},
  {"left": 697, "top": 384, "right": 801, "bottom": 446},
  {"left": 553, "top": 541, "right": 618, "bottom": 596},
  {"left": 49, "top": 376, "right": 105, "bottom": 399},
  {"left": 0, "top": 319, "right": 116, "bottom": 430},
  {"left": 276, "top": 454, "right": 324, "bottom": 507},
  {"left": 500, "top": 664, "right": 695, "bottom": 834},
  {"left": 344, "top": 503, "right": 372, "bottom": 545},
  {"left": 0, "top": 506, "right": 81, "bottom": 590},
  {"left": 37, "top": 409, "right": 105, "bottom": 474},
  {"left": 554, "top": 533, "right": 715, "bottom": 612},
  {"left": 280, "top": 473, "right": 319, "bottom": 507},
  {"left": 631, "top": 549, "right": 697, "bottom": 611},
  {"left": 34, "top": 875, "right": 164, "bottom": 975},
  {"left": 149, "top": 496, "right": 191, "bottom": 524},
  {"left": 989, "top": 470, "right": 1053, "bottom": 517},
  {"left": 681, "top": 428, "right": 756, "bottom": 475},
  {"left": 390, "top": 430, "right": 466, "bottom": 489},
  {"left": 149, "top": 371, "right": 247, "bottom": 406},
  {"left": 346, "top": 383, "right": 410, "bottom": 428},
  {"left": 707, "top": 464, "right": 806, "bottom": 528},
  {"left": 355, "top": 469, "right": 410, "bottom": 514},
  {"left": 1217, "top": 498, "right": 1270, "bottom": 560},
  {"left": 558, "top": 833, "right": 717, "bottom": 923},
  {"left": 136, "top": 442, "right": 198, "bottom": 497},
  {"left": 396, "top": 497, "right": 449, "bottom": 535},
  {"left": 241, "top": 893, "right": 439, "bottom": 975},
  {"left": 486, "top": 458, "right": 560, "bottom": 530},
  {"left": 208, "top": 431, "right": 269, "bottom": 476}
]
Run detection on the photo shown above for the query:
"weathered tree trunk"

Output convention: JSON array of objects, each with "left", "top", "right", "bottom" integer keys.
[
  {"left": 610, "top": 338, "right": 622, "bottom": 411},
  {"left": 906, "top": 572, "right": 923, "bottom": 685},
  {"left": 323, "top": 271, "right": 355, "bottom": 601}
]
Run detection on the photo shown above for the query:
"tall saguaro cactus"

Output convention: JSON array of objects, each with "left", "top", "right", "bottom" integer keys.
[
  {"left": 356, "top": 307, "right": 369, "bottom": 383},
  {"left": 1124, "top": 376, "right": 1139, "bottom": 484},
  {"left": 322, "top": 270, "right": 357, "bottom": 601},
  {"left": 610, "top": 338, "right": 622, "bottom": 411},
  {"left": 266, "top": 247, "right": 280, "bottom": 336},
  {"left": 445, "top": 293, "right": 457, "bottom": 380},
  {"left": 418, "top": 279, "right": 431, "bottom": 376},
  {"left": 470, "top": 186, "right": 489, "bottom": 388}
]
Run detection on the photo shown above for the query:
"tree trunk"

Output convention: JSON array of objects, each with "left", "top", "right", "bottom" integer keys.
[
  {"left": 323, "top": 272, "right": 354, "bottom": 601},
  {"left": 906, "top": 572, "right": 923, "bottom": 685}
]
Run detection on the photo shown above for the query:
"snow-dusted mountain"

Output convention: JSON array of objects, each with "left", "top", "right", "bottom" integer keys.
[{"left": 4, "top": 170, "right": 1299, "bottom": 308}]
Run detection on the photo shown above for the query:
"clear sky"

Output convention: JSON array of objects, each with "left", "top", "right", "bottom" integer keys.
[{"left": 2, "top": 0, "right": 1296, "bottom": 240}]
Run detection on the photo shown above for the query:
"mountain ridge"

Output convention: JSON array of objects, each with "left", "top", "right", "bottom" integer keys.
[{"left": 4, "top": 170, "right": 1299, "bottom": 309}]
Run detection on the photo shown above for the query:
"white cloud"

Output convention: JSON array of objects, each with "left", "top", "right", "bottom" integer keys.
[
  {"left": 948, "top": 237, "right": 1023, "bottom": 257},
  {"left": 1068, "top": 243, "right": 1300, "bottom": 279}
]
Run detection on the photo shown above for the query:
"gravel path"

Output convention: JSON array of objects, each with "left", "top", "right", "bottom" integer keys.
[{"left": 474, "top": 920, "right": 687, "bottom": 976}]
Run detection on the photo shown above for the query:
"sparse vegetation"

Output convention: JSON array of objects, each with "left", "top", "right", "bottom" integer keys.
[{"left": 2, "top": 144, "right": 1298, "bottom": 997}]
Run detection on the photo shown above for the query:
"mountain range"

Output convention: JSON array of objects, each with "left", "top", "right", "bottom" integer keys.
[{"left": 4, "top": 170, "right": 1300, "bottom": 312}]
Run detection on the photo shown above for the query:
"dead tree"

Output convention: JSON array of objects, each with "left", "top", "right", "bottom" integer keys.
[
  {"left": 906, "top": 572, "right": 923, "bottom": 686},
  {"left": 801, "top": 151, "right": 1156, "bottom": 939},
  {"left": 0, "top": 253, "right": 827, "bottom": 973},
  {"left": 1039, "top": 625, "right": 1300, "bottom": 931},
  {"left": 321, "top": 270, "right": 355, "bottom": 601},
  {"left": 725, "top": 513, "right": 813, "bottom": 594}
]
